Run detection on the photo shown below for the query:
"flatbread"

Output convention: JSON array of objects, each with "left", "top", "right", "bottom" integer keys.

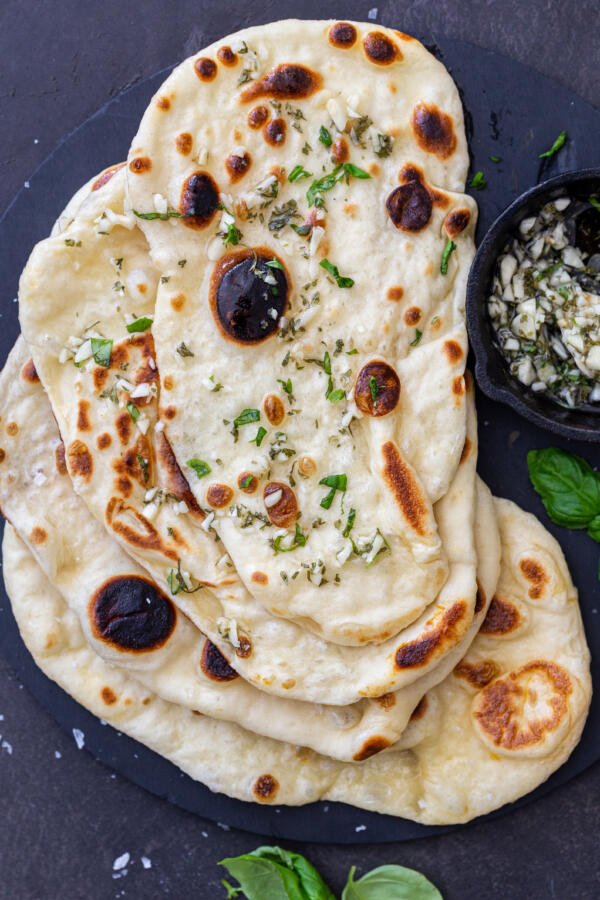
[
  {"left": 18, "top": 167, "right": 481, "bottom": 704},
  {"left": 126, "top": 18, "right": 477, "bottom": 643},
  {"left": 0, "top": 336, "right": 496, "bottom": 761},
  {"left": 3, "top": 494, "right": 589, "bottom": 823}
]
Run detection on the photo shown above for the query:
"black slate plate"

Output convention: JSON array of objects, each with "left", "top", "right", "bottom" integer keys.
[{"left": 0, "top": 34, "right": 599, "bottom": 844}]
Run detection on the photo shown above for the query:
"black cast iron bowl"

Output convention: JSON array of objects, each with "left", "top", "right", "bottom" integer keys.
[{"left": 466, "top": 167, "right": 600, "bottom": 442}]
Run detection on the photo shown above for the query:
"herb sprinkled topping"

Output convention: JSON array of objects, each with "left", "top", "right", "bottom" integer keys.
[
  {"left": 469, "top": 170, "right": 487, "bottom": 190},
  {"left": 539, "top": 130, "right": 568, "bottom": 159},
  {"left": 176, "top": 342, "right": 194, "bottom": 358},
  {"left": 288, "top": 164, "right": 312, "bottom": 182},
  {"left": 319, "top": 473, "right": 347, "bottom": 510},
  {"left": 127, "top": 316, "right": 153, "bottom": 333},
  {"left": 440, "top": 239, "right": 456, "bottom": 275},
  {"left": 320, "top": 258, "right": 354, "bottom": 288},
  {"left": 187, "top": 458, "right": 212, "bottom": 479}
]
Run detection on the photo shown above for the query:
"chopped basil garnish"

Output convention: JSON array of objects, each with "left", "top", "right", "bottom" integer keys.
[
  {"left": 133, "top": 208, "right": 182, "bottom": 221},
  {"left": 240, "top": 474, "right": 253, "bottom": 489},
  {"left": 223, "top": 222, "right": 242, "bottom": 246},
  {"left": 320, "top": 258, "right": 354, "bottom": 288},
  {"left": 277, "top": 377, "right": 294, "bottom": 401},
  {"left": 160, "top": 275, "right": 171, "bottom": 284},
  {"left": 539, "top": 130, "right": 568, "bottom": 159},
  {"left": 251, "top": 426, "right": 267, "bottom": 446},
  {"left": 343, "top": 508, "right": 356, "bottom": 538},
  {"left": 268, "top": 200, "right": 300, "bottom": 231},
  {"left": 90, "top": 337, "right": 113, "bottom": 367},
  {"left": 288, "top": 164, "right": 312, "bottom": 182},
  {"left": 469, "top": 170, "right": 487, "bottom": 190},
  {"left": 589, "top": 195, "right": 600, "bottom": 213},
  {"left": 440, "top": 239, "right": 457, "bottom": 275},
  {"left": 306, "top": 163, "right": 371, "bottom": 209},
  {"left": 489, "top": 155, "right": 502, "bottom": 163},
  {"left": 64, "top": 238, "right": 81, "bottom": 247},
  {"left": 126, "top": 402, "right": 140, "bottom": 422},
  {"left": 187, "top": 458, "right": 212, "bottom": 479},
  {"left": 176, "top": 342, "right": 194, "bottom": 358},
  {"left": 271, "top": 523, "right": 308, "bottom": 554},
  {"left": 234, "top": 408, "right": 260, "bottom": 428},
  {"left": 136, "top": 454, "right": 150, "bottom": 484},
  {"left": 410, "top": 329, "right": 423, "bottom": 347},
  {"left": 374, "top": 133, "right": 394, "bottom": 158},
  {"left": 167, "top": 560, "right": 203, "bottom": 595},
  {"left": 319, "top": 125, "right": 332, "bottom": 147},
  {"left": 126, "top": 316, "right": 153, "bottom": 333},
  {"left": 369, "top": 376, "right": 378, "bottom": 406},
  {"left": 342, "top": 163, "right": 371, "bottom": 180},
  {"left": 266, "top": 258, "right": 284, "bottom": 270},
  {"left": 319, "top": 473, "right": 347, "bottom": 510}
]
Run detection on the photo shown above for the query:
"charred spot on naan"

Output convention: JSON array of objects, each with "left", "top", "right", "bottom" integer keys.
[
  {"left": 409, "top": 695, "right": 429, "bottom": 721},
  {"left": 248, "top": 105, "right": 270, "bottom": 129},
  {"left": 200, "top": 640, "right": 239, "bottom": 681},
  {"left": 240, "top": 64, "right": 321, "bottom": 102},
  {"left": 20, "top": 358, "right": 39, "bottom": 383},
  {"left": 443, "top": 339, "right": 464, "bottom": 365},
  {"left": 355, "top": 361, "right": 400, "bottom": 417},
  {"left": 100, "top": 686, "right": 118, "bottom": 705},
  {"left": 387, "top": 285, "right": 404, "bottom": 301},
  {"left": 194, "top": 57, "right": 217, "bottom": 82},
  {"left": 92, "top": 162, "right": 126, "bottom": 191},
  {"left": 395, "top": 600, "right": 468, "bottom": 669},
  {"left": 331, "top": 137, "right": 349, "bottom": 164},
  {"left": 374, "top": 692, "right": 396, "bottom": 710},
  {"left": 353, "top": 735, "right": 392, "bottom": 761},
  {"left": 454, "top": 658, "right": 501, "bottom": 688},
  {"left": 0, "top": 449, "right": 5, "bottom": 464},
  {"left": 155, "top": 95, "right": 171, "bottom": 111},
  {"left": 175, "top": 132, "right": 193, "bottom": 155},
  {"left": 106, "top": 497, "right": 178, "bottom": 560},
  {"left": 403, "top": 306, "right": 421, "bottom": 326},
  {"left": 209, "top": 247, "right": 289, "bottom": 345},
  {"left": 129, "top": 156, "right": 152, "bottom": 175},
  {"left": 252, "top": 571, "right": 269, "bottom": 585},
  {"left": 236, "top": 633, "right": 252, "bottom": 659},
  {"left": 55, "top": 442, "right": 67, "bottom": 475},
  {"left": 252, "top": 774, "right": 279, "bottom": 802},
  {"left": 411, "top": 102, "right": 457, "bottom": 160},
  {"left": 263, "top": 393, "right": 285, "bottom": 426},
  {"left": 238, "top": 471, "right": 258, "bottom": 493},
  {"left": 112, "top": 435, "right": 153, "bottom": 490},
  {"left": 115, "top": 411, "right": 133, "bottom": 446},
  {"left": 263, "top": 118, "right": 287, "bottom": 147},
  {"left": 217, "top": 45, "right": 238, "bottom": 67},
  {"left": 472, "top": 660, "right": 573, "bottom": 753},
  {"left": 363, "top": 31, "right": 401, "bottom": 65},
  {"left": 480, "top": 595, "right": 522, "bottom": 636},
  {"left": 29, "top": 525, "right": 47, "bottom": 545},
  {"left": 206, "top": 483, "right": 234, "bottom": 509},
  {"left": 328, "top": 21, "right": 358, "bottom": 48},
  {"left": 444, "top": 207, "right": 471, "bottom": 238},
  {"left": 67, "top": 440, "right": 93, "bottom": 481},
  {"left": 519, "top": 556, "right": 550, "bottom": 600},
  {"left": 179, "top": 170, "right": 220, "bottom": 229},
  {"left": 90, "top": 575, "right": 175, "bottom": 652},
  {"left": 264, "top": 481, "right": 298, "bottom": 528},
  {"left": 225, "top": 150, "right": 252, "bottom": 182},
  {"left": 77, "top": 399, "right": 92, "bottom": 432},
  {"left": 381, "top": 442, "right": 428, "bottom": 534},
  {"left": 386, "top": 164, "right": 449, "bottom": 232}
]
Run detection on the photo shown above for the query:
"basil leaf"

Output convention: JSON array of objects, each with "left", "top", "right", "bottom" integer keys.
[
  {"left": 319, "top": 125, "right": 332, "bottom": 147},
  {"left": 126, "top": 316, "right": 153, "bottom": 333},
  {"left": 136, "top": 454, "right": 149, "bottom": 484},
  {"left": 342, "top": 163, "right": 371, "bottom": 180},
  {"left": 369, "top": 376, "right": 378, "bottom": 406},
  {"left": 342, "top": 864, "right": 442, "bottom": 900},
  {"left": 539, "top": 130, "right": 568, "bottom": 159},
  {"left": 267, "top": 258, "right": 284, "bottom": 270},
  {"left": 343, "top": 508, "right": 356, "bottom": 538},
  {"left": 176, "top": 342, "right": 194, "bottom": 358},
  {"left": 588, "top": 514, "right": 600, "bottom": 543},
  {"left": 527, "top": 447, "right": 600, "bottom": 528},
  {"left": 326, "top": 388, "right": 346, "bottom": 403},
  {"left": 220, "top": 846, "right": 334, "bottom": 900},
  {"left": 133, "top": 208, "right": 183, "bottom": 221},
  {"left": 288, "top": 164, "right": 312, "bottom": 182},
  {"left": 90, "top": 337, "right": 112, "bottom": 367},
  {"left": 187, "top": 458, "right": 211, "bottom": 479},
  {"left": 440, "top": 239, "right": 456, "bottom": 275},
  {"left": 224, "top": 223, "right": 242, "bottom": 245},
  {"left": 251, "top": 426, "right": 267, "bottom": 446},
  {"left": 126, "top": 402, "right": 139, "bottom": 422},
  {"left": 240, "top": 474, "right": 253, "bottom": 489},
  {"left": 319, "top": 473, "right": 347, "bottom": 508},
  {"left": 410, "top": 329, "right": 423, "bottom": 347},
  {"left": 234, "top": 408, "right": 260, "bottom": 428},
  {"left": 469, "top": 170, "right": 487, "bottom": 190},
  {"left": 320, "top": 258, "right": 354, "bottom": 288},
  {"left": 589, "top": 195, "right": 600, "bottom": 213}
]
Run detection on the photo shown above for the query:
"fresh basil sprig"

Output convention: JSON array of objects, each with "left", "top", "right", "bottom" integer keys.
[
  {"left": 219, "top": 848, "right": 442, "bottom": 900},
  {"left": 527, "top": 447, "right": 600, "bottom": 534},
  {"left": 342, "top": 864, "right": 442, "bottom": 899}
]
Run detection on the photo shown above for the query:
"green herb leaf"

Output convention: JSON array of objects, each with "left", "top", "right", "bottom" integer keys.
[
  {"left": 267, "top": 258, "right": 284, "bottom": 270},
  {"left": 220, "top": 846, "right": 335, "bottom": 900},
  {"left": 136, "top": 454, "right": 150, "bottom": 484},
  {"left": 587, "top": 514, "right": 600, "bottom": 543},
  {"left": 327, "top": 388, "right": 346, "bottom": 403},
  {"left": 187, "top": 458, "right": 212, "bottom": 479},
  {"left": 178, "top": 258, "right": 187, "bottom": 268},
  {"left": 527, "top": 448, "right": 600, "bottom": 529},
  {"left": 589, "top": 195, "right": 600, "bottom": 213},
  {"left": 133, "top": 208, "right": 183, "bottom": 221},
  {"left": 64, "top": 238, "right": 82, "bottom": 247},
  {"left": 224, "top": 222, "right": 243, "bottom": 245},
  {"left": 272, "top": 523, "right": 308, "bottom": 554},
  {"left": 410, "top": 329, "right": 423, "bottom": 347},
  {"left": 320, "top": 258, "right": 354, "bottom": 288},
  {"left": 167, "top": 560, "right": 203, "bottom": 596},
  {"left": 342, "top": 163, "right": 371, "bottom": 181},
  {"left": 440, "top": 239, "right": 456, "bottom": 275},
  {"left": 539, "top": 130, "right": 568, "bottom": 159},
  {"left": 342, "top": 864, "right": 442, "bottom": 900},
  {"left": 126, "top": 402, "right": 139, "bottom": 422},
  {"left": 343, "top": 508, "right": 356, "bottom": 538},
  {"left": 251, "top": 426, "right": 267, "bottom": 446},
  {"left": 319, "top": 473, "right": 347, "bottom": 509},
  {"left": 269, "top": 200, "right": 300, "bottom": 231},
  {"left": 126, "top": 316, "right": 153, "bottom": 333},
  {"left": 489, "top": 155, "right": 502, "bottom": 163},
  {"left": 278, "top": 378, "right": 293, "bottom": 396},
  {"left": 319, "top": 125, "right": 333, "bottom": 147},
  {"left": 234, "top": 408, "right": 260, "bottom": 428},
  {"left": 90, "top": 337, "right": 113, "bottom": 367},
  {"left": 176, "top": 342, "right": 194, "bottom": 358},
  {"left": 288, "top": 164, "right": 312, "bottom": 182},
  {"left": 469, "top": 170, "right": 487, "bottom": 190},
  {"left": 240, "top": 474, "right": 254, "bottom": 489}
]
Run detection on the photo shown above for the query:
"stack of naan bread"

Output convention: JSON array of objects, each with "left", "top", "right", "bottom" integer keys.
[{"left": 0, "top": 20, "right": 591, "bottom": 824}]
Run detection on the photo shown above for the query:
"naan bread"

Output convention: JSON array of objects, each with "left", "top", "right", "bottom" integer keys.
[
  {"left": 3, "top": 494, "right": 589, "bottom": 823},
  {"left": 0, "top": 337, "right": 497, "bottom": 761},
  {"left": 18, "top": 167, "right": 482, "bottom": 704},
  {"left": 126, "top": 19, "right": 477, "bottom": 643}
]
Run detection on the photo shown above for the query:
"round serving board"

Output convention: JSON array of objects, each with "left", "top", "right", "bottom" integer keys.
[{"left": 1, "top": 34, "right": 599, "bottom": 844}]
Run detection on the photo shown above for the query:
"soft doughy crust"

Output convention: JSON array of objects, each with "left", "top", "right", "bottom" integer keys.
[
  {"left": 18, "top": 168, "right": 482, "bottom": 704},
  {"left": 0, "top": 337, "right": 497, "bottom": 760},
  {"left": 125, "top": 19, "right": 477, "bottom": 643},
  {"left": 2, "top": 493, "right": 590, "bottom": 824}
]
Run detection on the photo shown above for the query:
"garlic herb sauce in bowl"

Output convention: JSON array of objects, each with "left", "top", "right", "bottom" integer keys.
[{"left": 488, "top": 195, "right": 600, "bottom": 409}]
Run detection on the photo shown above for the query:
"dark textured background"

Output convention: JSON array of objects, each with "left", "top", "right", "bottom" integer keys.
[{"left": 1, "top": 2, "right": 599, "bottom": 898}]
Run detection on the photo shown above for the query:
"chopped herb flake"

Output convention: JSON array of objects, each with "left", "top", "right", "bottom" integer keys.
[
  {"left": 176, "top": 342, "right": 194, "bottom": 358},
  {"left": 90, "top": 337, "right": 112, "bottom": 367},
  {"left": 320, "top": 258, "right": 354, "bottom": 288},
  {"left": 319, "top": 473, "right": 347, "bottom": 509},
  {"left": 369, "top": 376, "right": 378, "bottom": 406},
  {"left": 251, "top": 426, "right": 267, "bottom": 446},
  {"left": 234, "top": 408, "right": 260, "bottom": 428},
  {"left": 469, "top": 170, "right": 487, "bottom": 190},
  {"left": 440, "top": 239, "right": 457, "bottom": 275},
  {"left": 126, "top": 316, "right": 153, "bottom": 333},
  {"left": 187, "top": 458, "right": 211, "bottom": 478},
  {"left": 319, "top": 125, "right": 332, "bottom": 147},
  {"left": 288, "top": 164, "right": 312, "bottom": 182},
  {"left": 539, "top": 130, "right": 568, "bottom": 159},
  {"left": 133, "top": 208, "right": 183, "bottom": 221},
  {"left": 126, "top": 402, "right": 140, "bottom": 422},
  {"left": 410, "top": 329, "right": 423, "bottom": 347}
]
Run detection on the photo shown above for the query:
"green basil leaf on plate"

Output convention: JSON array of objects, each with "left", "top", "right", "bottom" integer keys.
[
  {"left": 341, "top": 864, "right": 442, "bottom": 900},
  {"left": 527, "top": 447, "right": 600, "bottom": 529},
  {"left": 220, "top": 846, "right": 335, "bottom": 900}
]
